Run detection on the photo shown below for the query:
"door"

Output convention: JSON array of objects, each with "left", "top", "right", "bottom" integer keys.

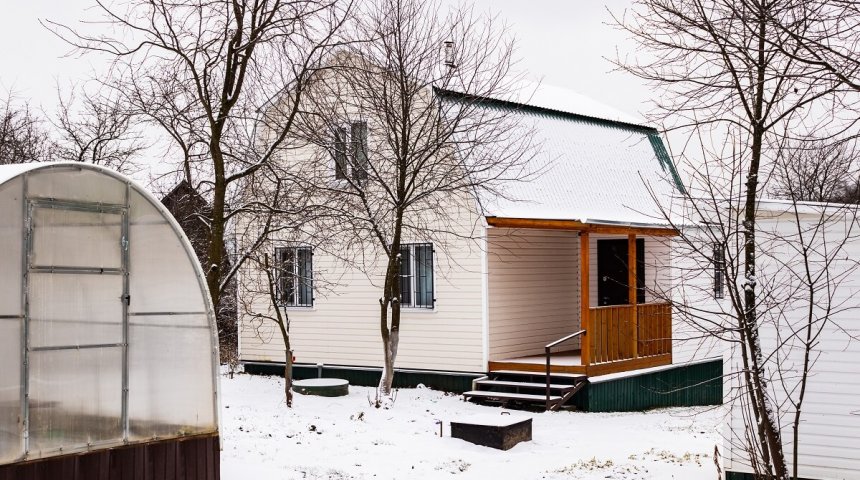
[
  {"left": 25, "top": 200, "right": 128, "bottom": 453},
  {"left": 596, "top": 238, "right": 645, "bottom": 306}
]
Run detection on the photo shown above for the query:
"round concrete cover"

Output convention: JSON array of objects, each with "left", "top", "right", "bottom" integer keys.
[{"left": 292, "top": 378, "right": 349, "bottom": 397}]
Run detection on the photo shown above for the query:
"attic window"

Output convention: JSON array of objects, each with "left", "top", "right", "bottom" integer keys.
[{"left": 332, "top": 121, "right": 368, "bottom": 182}]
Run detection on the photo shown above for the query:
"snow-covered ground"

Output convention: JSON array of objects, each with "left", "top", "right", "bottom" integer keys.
[{"left": 220, "top": 372, "right": 723, "bottom": 479}]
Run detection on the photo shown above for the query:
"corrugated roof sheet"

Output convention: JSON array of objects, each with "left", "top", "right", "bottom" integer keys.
[
  {"left": 471, "top": 105, "right": 680, "bottom": 226},
  {"left": 517, "top": 82, "right": 646, "bottom": 127}
]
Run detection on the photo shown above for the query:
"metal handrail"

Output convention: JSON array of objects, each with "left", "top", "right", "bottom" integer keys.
[{"left": 545, "top": 329, "right": 585, "bottom": 410}]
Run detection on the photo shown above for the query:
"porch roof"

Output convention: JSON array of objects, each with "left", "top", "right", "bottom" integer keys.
[{"left": 486, "top": 216, "right": 678, "bottom": 236}]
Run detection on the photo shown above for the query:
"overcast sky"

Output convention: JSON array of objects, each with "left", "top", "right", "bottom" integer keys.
[
  {"left": 0, "top": 0, "right": 650, "bottom": 113},
  {"left": 0, "top": 0, "right": 656, "bottom": 178}
]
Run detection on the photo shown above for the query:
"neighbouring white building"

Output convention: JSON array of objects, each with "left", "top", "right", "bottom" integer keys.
[{"left": 718, "top": 200, "right": 860, "bottom": 480}]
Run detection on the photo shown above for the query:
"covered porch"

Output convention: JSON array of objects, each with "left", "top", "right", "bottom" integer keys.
[{"left": 485, "top": 217, "right": 676, "bottom": 378}]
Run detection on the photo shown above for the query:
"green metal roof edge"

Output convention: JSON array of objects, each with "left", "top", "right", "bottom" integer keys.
[
  {"left": 434, "top": 87, "right": 656, "bottom": 134},
  {"left": 646, "top": 132, "right": 687, "bottom": 194}
]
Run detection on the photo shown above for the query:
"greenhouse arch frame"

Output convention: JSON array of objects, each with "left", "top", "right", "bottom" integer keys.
[{"left": 0, "top": 162, "right": 220, "bottom": 469}]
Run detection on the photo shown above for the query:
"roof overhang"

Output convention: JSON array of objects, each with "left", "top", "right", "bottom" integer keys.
[{"left": 485, "top": 216, "right": 679, "bottom": 237}]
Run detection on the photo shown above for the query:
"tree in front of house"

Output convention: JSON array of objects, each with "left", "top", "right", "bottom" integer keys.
[
  {"left": 616, "top": 0, "right": 860, "bottom": 478},
  {"left": 236, "top": 160, "right": 341, "bottom": 405},
  {"left": 48, "top": 0, "right": 353, "bottom": 336},
  {"left": 295, "top": 0, "right": 535, "bottom": 401}
]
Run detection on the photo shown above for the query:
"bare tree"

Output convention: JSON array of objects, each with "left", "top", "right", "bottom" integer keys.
[
  {"left": 293, "top": 0, "right": 534, "bottom": 399},
  {"left": 650, "top": 145, "right": 860, "bottom": 480},
  {"left": 613, "top": 1, "right": 854, "bottom": 478},
  {"left": 236, "top": 160, "right": 345, "bottom": 405},
  {"left": 51, "top": 85, "right": 146, "bottom": 173},
  {"left": 241, "top": 249, "right": 296, "bottom": 405},
  {"left": 770, "top": 140, "right": 858, "bottom": 203},
  {"left": 0, "top": 92, "right": 50, "bottom": 165},
  {"left": 765, "top": 1, "right": 860, "bottom": 96},
  {"left": 47, "top": 0, "right": 352, "bottom": 329}
]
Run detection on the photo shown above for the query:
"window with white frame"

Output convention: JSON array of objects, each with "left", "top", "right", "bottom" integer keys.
[
  {"left": 332, "top": 121, "right": 368, "bottom": 182},
  {"left": 275, "top": 246, "right": 313, "bottom": 307},
  {"left": 713, "top": 242, "right": 725, "bottom": 299},
  {"left": 399, "top": 243, "right": 434, "bottom": 308}
]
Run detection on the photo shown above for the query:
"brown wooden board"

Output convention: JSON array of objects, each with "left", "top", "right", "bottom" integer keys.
[
  {"left": 0, "top": 434, "right": 219, "bottom": 480},
  {"left": 486, "top": 217, "right": 679, "bottom": 236}
]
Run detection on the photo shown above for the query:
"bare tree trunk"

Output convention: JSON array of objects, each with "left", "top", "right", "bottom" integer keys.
[
  {"left": 245, "top": 251, "right": 297, "bottom": 407},
  {"left": 378, "top": 243, "right": 402, "bottom": 396},
  {"left": 209, "top": 141, "right": 227, "bottom": 311},
  {"left": 285, "top": 347, "right": 293, "bottom": 408},
  {"left": 739, "top": 15, "right": 789, "bottom": 474}
]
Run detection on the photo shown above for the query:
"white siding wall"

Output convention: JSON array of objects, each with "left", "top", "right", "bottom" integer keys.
[
  {"left": 238, "top": 199, "right": 486, "bottom": 373},
  {"left": 723, "top": 211, "right": 860, "bottom": 479},
  {"left": 487, "top": 228, "right": 580, "bottom": 359},
  {"left": 669, "top": 234, "right": 725, "bottom": 365}
]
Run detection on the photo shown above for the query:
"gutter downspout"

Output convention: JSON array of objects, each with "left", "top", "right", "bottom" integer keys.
[{"left": 480, "top": 218, "right": 490, "bottom": 372}]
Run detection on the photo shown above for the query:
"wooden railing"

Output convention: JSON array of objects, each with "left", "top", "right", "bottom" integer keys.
[
  {"left": 585, "top": 302, "right": 672, "bottom": 365},
  {"left": 636, "top": 302, "right": 672, "bottom": 357}
]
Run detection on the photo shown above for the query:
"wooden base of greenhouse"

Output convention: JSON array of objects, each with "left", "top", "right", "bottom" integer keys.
[{"left": 0, "top": 433, "right": 220, "bottom": 480}]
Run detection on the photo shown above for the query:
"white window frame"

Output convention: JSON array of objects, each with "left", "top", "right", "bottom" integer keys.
[
  {"left": 399, "top": 243, "right": 435, "bottom": 309},
  {"left": 275, "top": 245, "right": 314, "bottom": 308}
]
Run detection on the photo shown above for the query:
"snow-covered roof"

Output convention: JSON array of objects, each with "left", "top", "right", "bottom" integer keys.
[
  {"left": 0, "top": 162, "right": 43, "bottom": 186},
  {"left": 513, "top": 82, "right": 646, "bottom": 127},
  {"left": 438, "top": 87, "right": 682, "bottom": 227}
]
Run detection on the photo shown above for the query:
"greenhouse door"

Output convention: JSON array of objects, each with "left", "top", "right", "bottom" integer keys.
[{"left": 24, "top": 199, "right": 129, "bottom": 455}]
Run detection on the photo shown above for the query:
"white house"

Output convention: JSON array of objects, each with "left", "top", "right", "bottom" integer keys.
[
  {"left": 718, "top": 199, "right": 860, "bottom": 480},
  {"left": 238, "top": 84, "right": 724, "bottom": 411}
]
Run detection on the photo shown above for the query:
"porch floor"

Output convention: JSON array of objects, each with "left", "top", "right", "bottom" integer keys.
[
  {"left": 488, "top": 350, "right": 586, "bottom": 375},
  {"left": 488, "top": 349, "right": 674, "bottom": 376}
]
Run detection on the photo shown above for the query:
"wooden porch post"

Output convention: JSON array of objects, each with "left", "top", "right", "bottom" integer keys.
[
  {"left": 628, "top": 234, "right": 638, "bottom": 359},
  {"left": 580, "top": 232, "right": 590, "bottom": 366}
]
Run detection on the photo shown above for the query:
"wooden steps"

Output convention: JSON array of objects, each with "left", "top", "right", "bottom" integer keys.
[
  {"left": 463, "top": 391, "right": 562, "bottom": 403},
  {"left": 475, "top": 380, "right": 575, "bottom": 390},
  {"left": 463, "top": 369, "right": 589, "bottom": 411}
]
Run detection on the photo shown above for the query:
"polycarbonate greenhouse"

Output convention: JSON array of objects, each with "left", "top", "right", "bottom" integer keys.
[{"left": 0, "top": 163, "right": 219, "bottom": 473}]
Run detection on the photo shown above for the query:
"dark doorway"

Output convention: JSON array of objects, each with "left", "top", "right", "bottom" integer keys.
[{"left": 597, "top": 238, "right": 645, "bottom": 306}]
